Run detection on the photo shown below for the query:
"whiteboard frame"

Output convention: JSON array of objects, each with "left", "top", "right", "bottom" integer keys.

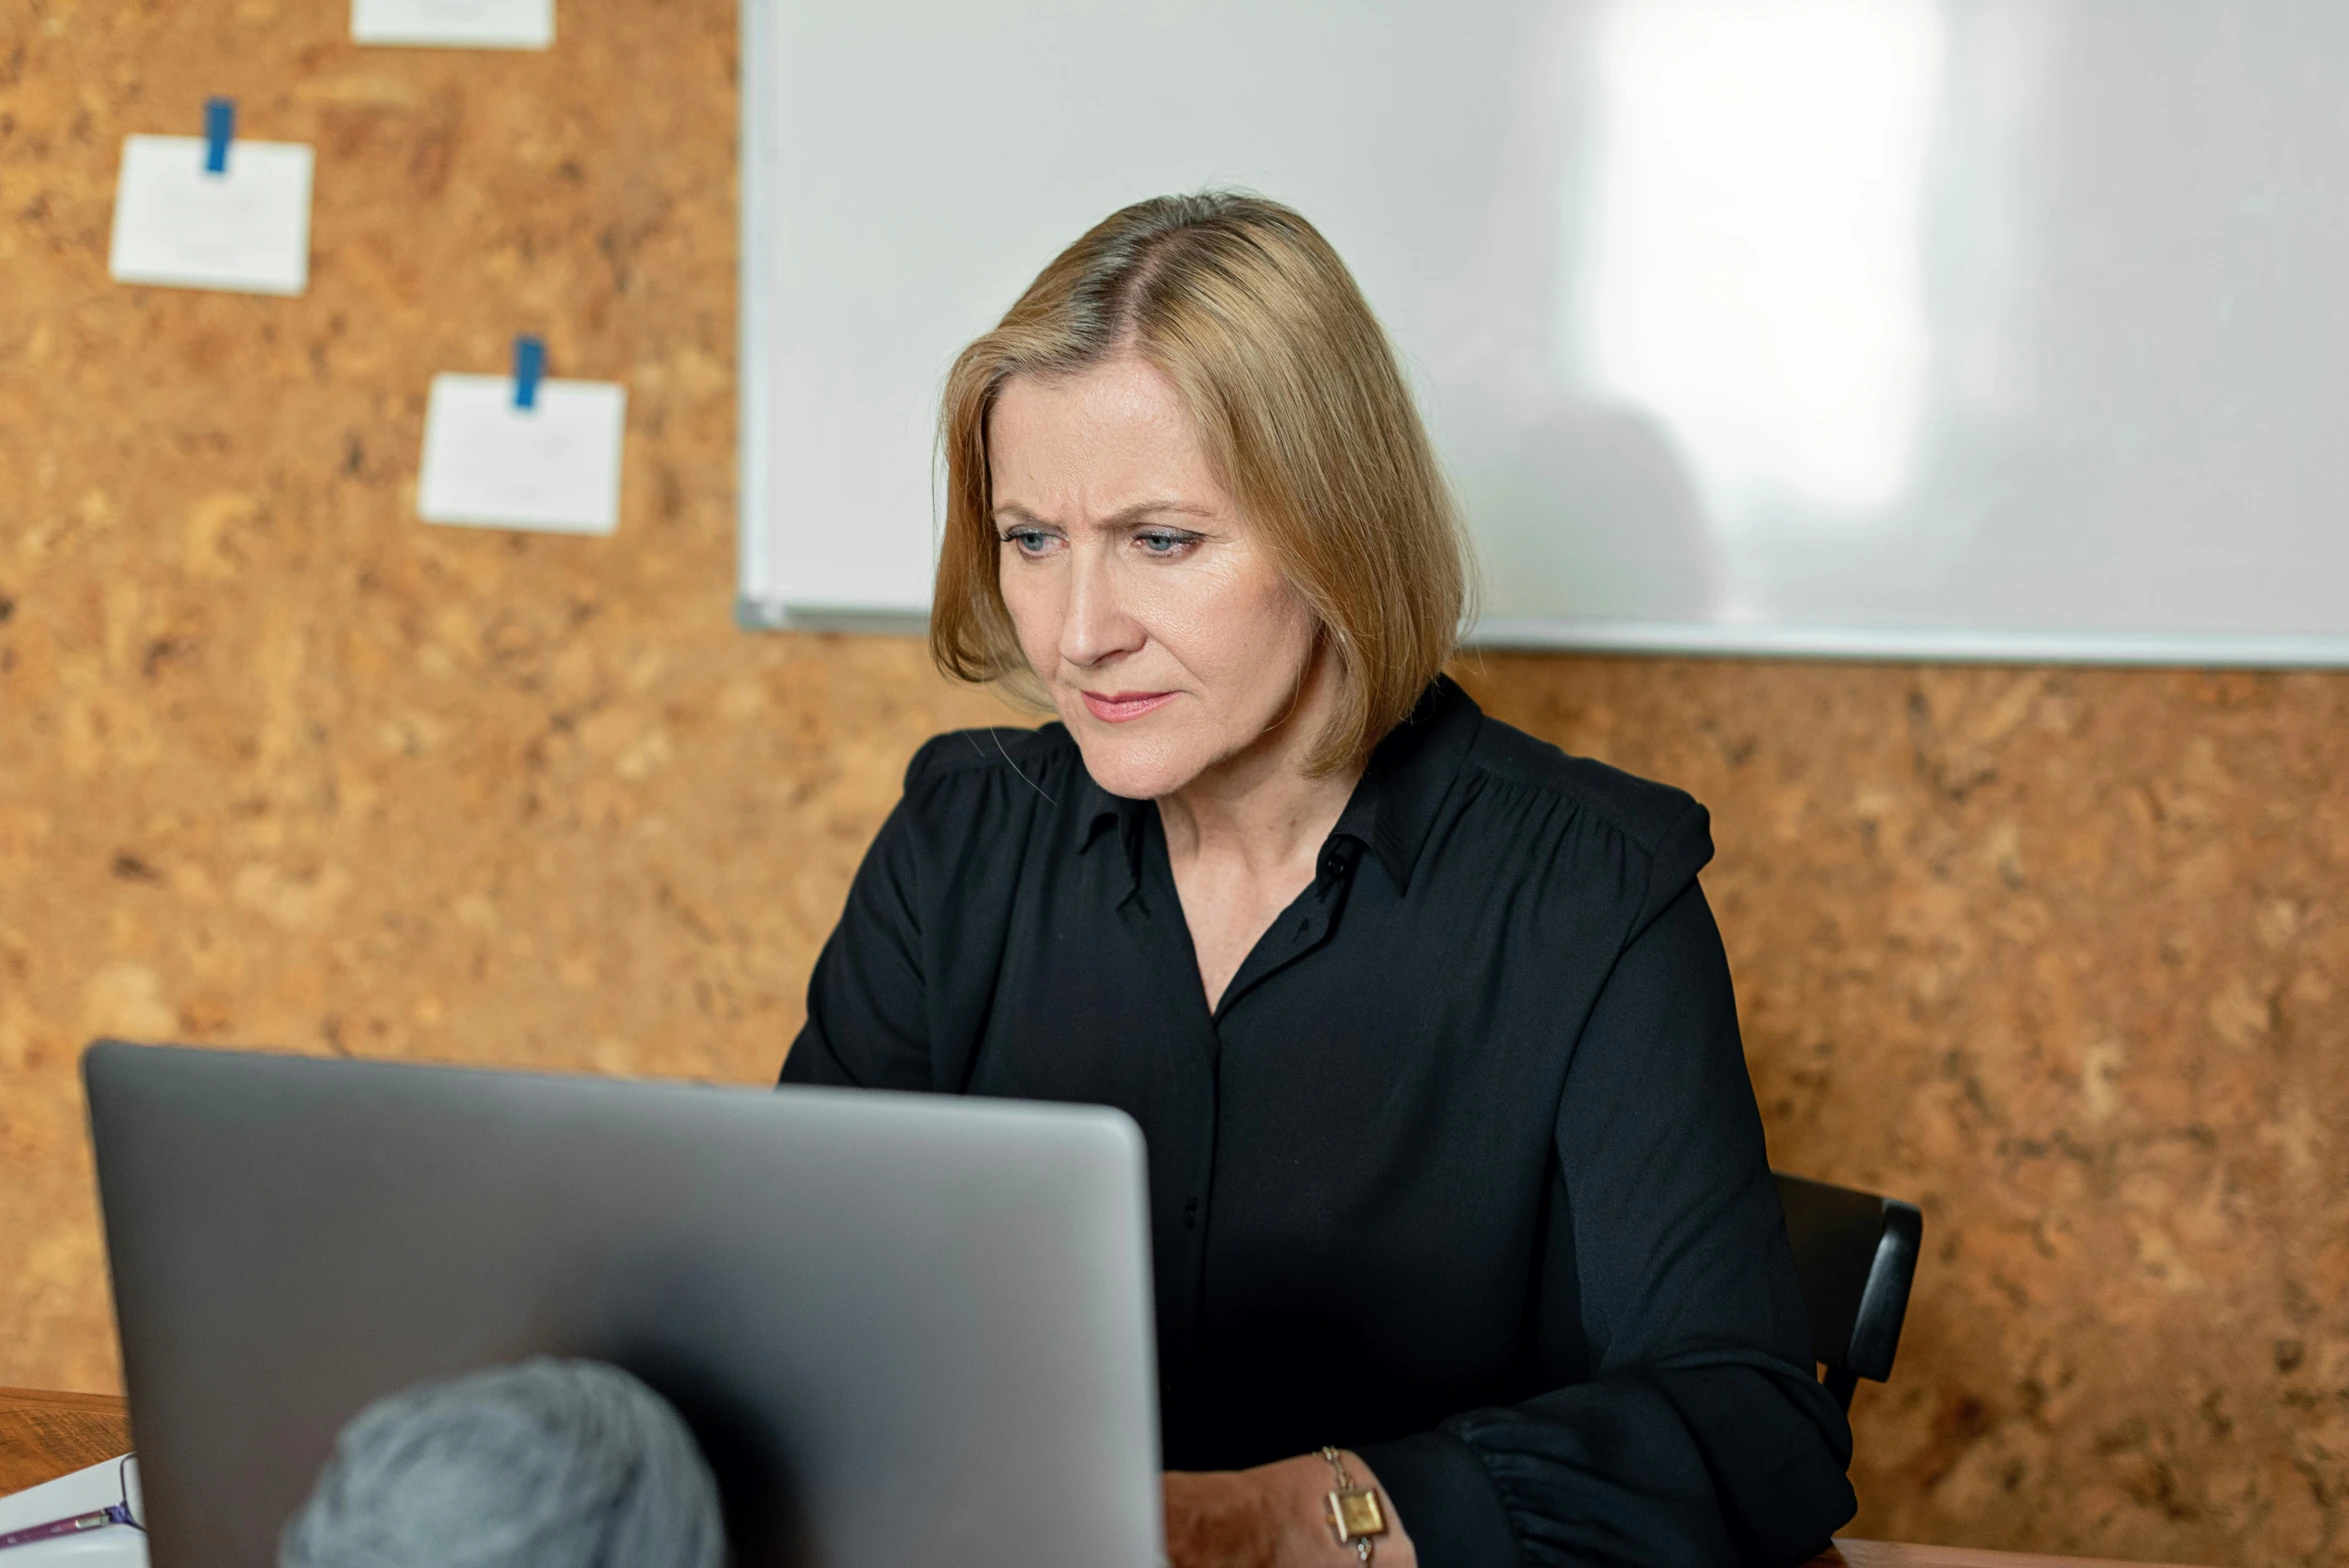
[
  {"left": 734, "top": 0, "right": 2349, "bottom": 669},
  {"left": 736, "top": 0, "right": 946, "bottom": 635},
  {"left": 737, "top": 0, "right": 784, "bottom": 625}
]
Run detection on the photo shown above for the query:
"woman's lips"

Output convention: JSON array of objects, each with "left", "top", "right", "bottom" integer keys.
[{"left": 1081, "top": 690, "right": 1178, "bottom": 723}]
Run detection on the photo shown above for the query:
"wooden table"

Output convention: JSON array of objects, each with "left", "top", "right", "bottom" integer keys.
[
  {"left": 0, "top": 1389, "right": 2191, "bottom": 1567},
  {"left": 0, "top": 1387, "right": 133, "bottom": 1498}
]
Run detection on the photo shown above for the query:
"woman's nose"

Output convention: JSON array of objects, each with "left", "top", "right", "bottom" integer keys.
[{"left": 1058, "top": 544, "right": 1144, "bottom": 669}]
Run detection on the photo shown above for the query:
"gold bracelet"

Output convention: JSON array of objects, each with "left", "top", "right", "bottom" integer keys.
[{"left": 1319, "top": 1446, "right": 1388, "bottom": 1564}]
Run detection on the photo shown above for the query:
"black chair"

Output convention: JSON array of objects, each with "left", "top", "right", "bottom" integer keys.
[{"left": 1772, "top": 1171, "right": 1922, "bottom": 1411}]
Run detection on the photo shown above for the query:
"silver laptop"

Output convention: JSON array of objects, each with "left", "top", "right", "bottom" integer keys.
[{"left": 83, "top": 1040, "right": 1163, "bottom": 1568}]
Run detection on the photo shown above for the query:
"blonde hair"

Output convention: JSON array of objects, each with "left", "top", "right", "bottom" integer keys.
[{"left": 931, "top": 192, "right": 1472, "bottom": 775}]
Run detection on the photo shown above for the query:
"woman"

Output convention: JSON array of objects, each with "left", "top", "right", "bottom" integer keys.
[{"left": 782, "top": 193, "right": 1856, "bottom": 1567}]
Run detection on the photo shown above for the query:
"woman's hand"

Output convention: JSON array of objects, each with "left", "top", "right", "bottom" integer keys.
[{"left": 1162, "top": 1451, "right": 1418, "bottom": 1568}]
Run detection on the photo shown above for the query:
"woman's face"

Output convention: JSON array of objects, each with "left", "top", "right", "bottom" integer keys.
[{"left": 989, "top": 354, "right": 1323, "bottom": 801}]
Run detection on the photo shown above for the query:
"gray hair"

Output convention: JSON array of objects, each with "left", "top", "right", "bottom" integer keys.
[{"left": 280, "top": 1357, "right": 727, "bottom": 1568}]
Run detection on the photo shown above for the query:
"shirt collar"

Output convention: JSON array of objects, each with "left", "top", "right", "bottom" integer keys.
[
  {"left": 1072, "top": 675, "right": 1482, "bottom": 895},
  {"left": 1075, "top": 752, "right": 1149, "bottom": 885},
  {"left": 1327, "top": 675, "right": 1481, "bottom": 892}
]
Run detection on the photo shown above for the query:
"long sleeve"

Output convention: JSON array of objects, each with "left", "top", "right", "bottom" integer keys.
[
  {"left": 779, "top": 795, "right": 932, "bottom": 1091},
  {"left": 1359, "top": 881, "right": 1857, "bottom": 1567}
]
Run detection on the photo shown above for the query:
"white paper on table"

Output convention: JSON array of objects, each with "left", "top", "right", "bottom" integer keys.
[
  {"left": 416, "top": 373, "right": 626, "bottom": 535},
  {"left": 0, "top": 1455, "right": 148, "bottom": 1564},
  {"left": 107, "top": 135, "right": 312, "bottom": 296},
  {"left": 352, "top": 0, "right": 553, "bottom": 47}
]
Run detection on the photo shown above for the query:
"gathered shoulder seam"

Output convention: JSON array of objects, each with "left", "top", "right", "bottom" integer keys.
[{"left": 1459, "top": 722, "right": 1701, "bottom": 861}]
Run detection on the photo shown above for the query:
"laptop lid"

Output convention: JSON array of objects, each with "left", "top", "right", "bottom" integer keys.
[{"left": 83, "top": 1041, "right": 1162, "bottom": 1568}]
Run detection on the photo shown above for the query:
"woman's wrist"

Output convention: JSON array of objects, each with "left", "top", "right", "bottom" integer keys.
[{"left": 1161, "top": 1451, "right": 1416, "bottom": 1568}]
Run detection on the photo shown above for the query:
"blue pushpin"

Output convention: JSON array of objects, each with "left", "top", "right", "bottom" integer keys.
[
  {"left": 203, "top": 97, "right": 235, "bottom": 176},
  {"left": 513, "top": 335, "right": 546, "bottom": 410}
]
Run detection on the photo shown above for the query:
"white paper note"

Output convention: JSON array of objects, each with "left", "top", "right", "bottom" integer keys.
[
  {"left": 108, "top": 136, "right": 313, "bottom": 296},
  {"left": 352, "top": 0, "right": 554, "bottom": 48},
  {"left": 417, "top": 373, "right": 626, "bottom": 535}
]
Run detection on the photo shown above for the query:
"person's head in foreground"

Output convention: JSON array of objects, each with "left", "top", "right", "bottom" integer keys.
[
  {"left": 280, "top": 1357, "right": 725, "bottom": 1568},
  {"left": 933, "top": 188, "right": 1471, "bottom": 801}
]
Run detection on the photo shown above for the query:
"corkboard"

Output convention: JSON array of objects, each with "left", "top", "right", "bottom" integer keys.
[
  {"left": 3, "top": 3, "right": 2345, "bottom": 1563},
  {"left": 0, "top": 0, "right": 1015, "bottom": 1397}
]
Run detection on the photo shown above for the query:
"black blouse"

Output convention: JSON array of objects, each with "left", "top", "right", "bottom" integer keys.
[{"left": 780, "top": 678, "right": 1857, "bottom": 1566}]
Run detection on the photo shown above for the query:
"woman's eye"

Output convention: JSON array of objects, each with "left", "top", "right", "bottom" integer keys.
[
  {"left": 1001, "top": 529, "right": 1058, "bottom": 556},
  {"left": 1135, "top": 531, "right": 1196, "bottom": 557}
]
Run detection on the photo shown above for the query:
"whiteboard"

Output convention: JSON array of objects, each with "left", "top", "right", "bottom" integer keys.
[{"left": 740, "top": 0, "right": 2349, "bottom": 665}]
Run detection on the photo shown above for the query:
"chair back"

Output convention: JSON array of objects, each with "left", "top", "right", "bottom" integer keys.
[{"left": 1772, "top": 1171, "right": 1922, "bottom": 1410}]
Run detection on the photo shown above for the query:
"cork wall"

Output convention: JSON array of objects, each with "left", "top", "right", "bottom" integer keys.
[{"left": 4, "top": 3, "right": 2346, "bottom": 1563}]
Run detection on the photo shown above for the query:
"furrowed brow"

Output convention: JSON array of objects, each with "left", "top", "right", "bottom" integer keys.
[
  {"left": 1100, "top": 500, "right": 1215, "bottom": 528},
  {"left": 991, "top": 500, "right": 1215, "bottom": 530}
]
